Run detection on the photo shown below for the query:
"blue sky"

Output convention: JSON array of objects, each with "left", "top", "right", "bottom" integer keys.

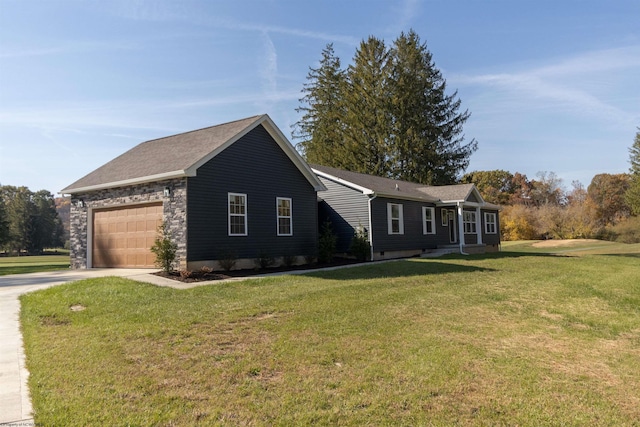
[{"left": 1, "top": 0, "right": 638, "bottom": 195}]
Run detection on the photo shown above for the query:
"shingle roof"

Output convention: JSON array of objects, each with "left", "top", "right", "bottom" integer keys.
[
  {"left": 62, "top": 115, "right": 325, "bottom": 194},
  {"left": 312, "top": 164, "right": 494, "bottom": 207}
]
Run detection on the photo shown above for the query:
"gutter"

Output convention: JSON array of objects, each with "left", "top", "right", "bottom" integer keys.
[
  {"left": 367, "top": 194, "right": 377, "bottom": 261},
  {"left": 457, "top": 201, "right": 469, "bottom": 255}
]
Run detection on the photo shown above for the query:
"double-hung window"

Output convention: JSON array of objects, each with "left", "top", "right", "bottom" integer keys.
[
  {"left": 463, "top": 211, "right": 477, "bottom": 234},
  {"left": 228, "top": 193, "right": 247, "bottom": 236},
  {"left": 422, "top": 207, "right": 435, "bottom": 234},
  {"left": 484, "top": 212, "right": 497, "bottom": 234},
  {"left": 276, "top": 197, "right": 293, "bottom": 236},
  {"left": 387, "top": 203, "right": 404, "bottom": 234}
]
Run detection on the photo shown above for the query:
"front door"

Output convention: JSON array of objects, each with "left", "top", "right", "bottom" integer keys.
[{"left": 448, "top": 209, "right": 457, "bottom": 243}]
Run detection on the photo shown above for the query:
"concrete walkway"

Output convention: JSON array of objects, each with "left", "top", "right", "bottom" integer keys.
[{"left": 0, "top": 268, "right": 164, "bottom": 426}]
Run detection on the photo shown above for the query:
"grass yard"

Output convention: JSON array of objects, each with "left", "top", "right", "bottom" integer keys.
[
  {"left": 0, "top": 253, "right": 70, "bottom": 276},
  {"left": 20, "top": 241, "right": 640, "bottom": 426}
]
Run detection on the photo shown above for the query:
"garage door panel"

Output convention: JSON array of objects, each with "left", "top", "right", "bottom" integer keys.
[{"left": 93, "top": 203, "right": 163, "bottom": 268}]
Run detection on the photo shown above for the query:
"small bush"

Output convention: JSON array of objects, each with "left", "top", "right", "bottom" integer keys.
[
  {"left": 282, "top": 254, "right": 297, "bottom": 268},
  {"left": 604, "top": 216, "right": 640, "bottom": 243},
  {"left": 304, "top": 253, "right": 317, "bottom": 265},
  {"left": 318, "top": 221, "right": 337, "bottom": 264},
  {"left": 179, "top": 270, "right": 193, "bottom": 279},
  {"left": 254, "top": 251, "right": 276, "bottom": 270},
  {"left": 199, "top": 266, "right": 213, "bottom": 274},
  {"left": 349, "top": 225, "right": 371, "bottom": 261},
  {"left": 150, "top": 222, "right": 178, "bottom": 273},
  {"left": 218, "top": 250, "right": 237, "bottom": 272}
]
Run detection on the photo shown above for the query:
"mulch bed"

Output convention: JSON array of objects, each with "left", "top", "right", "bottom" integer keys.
[{"left": 153, "top": 258, "right": 363, "bottom": 283}]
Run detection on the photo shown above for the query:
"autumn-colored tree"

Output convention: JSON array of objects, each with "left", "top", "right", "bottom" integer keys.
[
  {"left": 460, "top": 170, "right": 514, "bottom": 205},
  {"left": 500, "top": 205, "right": 538, "bottom": 241},
  {"left": 587, "top": 173, "right": 631, "bottom": 226}
]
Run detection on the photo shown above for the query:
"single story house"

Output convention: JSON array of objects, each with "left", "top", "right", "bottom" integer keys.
[
  {"left": 62, "top": 114, "right": 500, "bottom": 270},
  {"left": 61, "top": 114, "right": 326, "bottom": 270},
  {"left": 312, "top": 164, "right": 501, "bottom": 260}
]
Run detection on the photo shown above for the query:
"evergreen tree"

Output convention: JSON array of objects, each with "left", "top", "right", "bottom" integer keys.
[
  {"left": 342, "top": 36, "right": 393, "bottom": 176},
  {"left": 294, "top": 30, "right": 477, "bottom": 185},
  {"left": 390, "top": 30, "right": 476, "bottom": 184},
  {"left": 294, "top": 44, "right": 347, "bottom": 166},
  {"left": 625, "top": 128, "right": 640, "bottom": 215},
  {"left": 0, "top": 191, "right": 8, "bottom": 248}
]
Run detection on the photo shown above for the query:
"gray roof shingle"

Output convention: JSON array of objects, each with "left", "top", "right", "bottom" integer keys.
[
  {"left": 62, "top": 115, "right": 325, "bottom": 194},
  {"left": 312, "top": 164, "right": 496, "bottom": 207}
]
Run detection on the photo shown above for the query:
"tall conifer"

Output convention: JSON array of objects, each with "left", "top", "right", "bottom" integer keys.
[{"left": 295, "top": 30, "right": 477, "bottom": 185}]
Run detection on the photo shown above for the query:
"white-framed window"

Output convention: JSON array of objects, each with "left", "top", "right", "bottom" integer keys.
[
  {"left": 276, "top": 197, "right": 293, "bottom": 236},
  {"left": 387, "top": 203, "right": 404, "bottom": 234},
  {"left": 441, "top": 208, "right": 449, "bottom": 226},
  {"left": 422, "top": 207, "right": 435, "bottom": 234},
  {"left": 485, "top": 212, "right": 497, "bottom": 234},
  {"left": 463, "top": 211, "right": 477, "bottom": 234},
  {"left": 228, "top": 193, "right": 247, "bottom": 236}
]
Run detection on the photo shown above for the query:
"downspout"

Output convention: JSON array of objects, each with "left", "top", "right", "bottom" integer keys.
[
  {"left": 368, "top": 194, "right": 377, "bottom": 261},
  {"left": 457, "top": 202, "right": 469, "bottom": 255}
]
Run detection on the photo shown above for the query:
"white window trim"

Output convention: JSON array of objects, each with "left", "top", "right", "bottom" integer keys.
[
  {"left": 463, "top": 211, "right": 477, "bottom": 234},
  {"left": 276, "top": 197, "right": 293, "bottom": 236},
  {"left": 228, "top": 193, "right": 248, "bottom": 236},
  {"left": 441, "top": 208, "right": 448, "bottom": 226},
  {"left": 422, "top": 207, "right": 436, "bottom": 235},
  {"left": 387, "top": 203, "right": 404, "bottom": 235},
  {"left": 484, "top": 212, "right": 497, "bottom": 234}
]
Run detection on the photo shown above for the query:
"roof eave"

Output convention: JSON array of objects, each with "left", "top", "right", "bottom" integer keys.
[
  {"left": 60, "top": 170, "right": 190, "bottom": 195},
  {"left": 312, "top": 169, "right": 375, "bottom": 195}
]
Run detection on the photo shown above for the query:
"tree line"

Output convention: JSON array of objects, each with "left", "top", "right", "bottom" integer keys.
[
  {"left": 0, "top": 185, "right": 66, "bottom": 255},
  {"left": 462, "top": 129, "right": 640, "bottom": 242}
]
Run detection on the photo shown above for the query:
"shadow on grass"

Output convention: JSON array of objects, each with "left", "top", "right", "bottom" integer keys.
[
  {"left": 304, "top": 258, "right": 496, "bottom": 281},
  {"left": 600, "top": 253, "right": 640, "bottom": 258},
  {"left": 0, "top": 264, "right": 70, "bottom": 276}
]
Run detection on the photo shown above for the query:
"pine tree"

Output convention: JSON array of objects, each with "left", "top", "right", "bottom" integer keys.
[
  {"left": 389, "top": 30, "right": 476, "bottom": 184},
  {"left": 294, "top": 44, "right": 347, "bottom": 166},
  {"left": 626, "top": 128, "right": 640, "bottom": 215},
  {"left": 294, "top": 30, "right": 477, "bottom": 185},
  {"left": 342, "top": 36, "right": 393, "bottom": 176}
]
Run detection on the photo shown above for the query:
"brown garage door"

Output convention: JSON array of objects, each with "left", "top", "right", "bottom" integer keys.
[{"left": 92, "top": 203, "right": 163, "bottom": 268}]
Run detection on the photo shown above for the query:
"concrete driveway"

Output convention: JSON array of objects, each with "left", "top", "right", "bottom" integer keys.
[{"left": 0, "top": 268, "right": 160, "bottom": 426}]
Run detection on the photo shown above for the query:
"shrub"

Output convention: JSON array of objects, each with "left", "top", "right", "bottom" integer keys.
[
  {"left": 349, "top": 225, "right": 371, "bottom": 261},
  {"left": 179, "top": 270, "right": 193, "bottom": 279},
  {"left": 304, "top": 253, "right": 317, "bottom": 265},
  {"left": 282, "top": 254, "right": 297, "bottom": 268},
  {"left": 254, "top": 251, "right": 276, "bottom": 270},
  {"left": 218, "top": 250, "right": 237, "bottom": 272},
  {"left": 150, "top": 222, "right": 177, "bottom": 273},
  {"left": 318, "top": 221, "right": 337, "bottom": 264}
]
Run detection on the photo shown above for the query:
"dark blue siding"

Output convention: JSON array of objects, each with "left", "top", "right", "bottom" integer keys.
[
  {"left": 186, "top": 125, "right": 318, "bottom": 261},
  {"left": 317, "top": 177, "right": 370, "bottom": 253},
  {"left": 481, "top": 209, "right": 501, "bottom": 246},
  {"left": 370, "top": 197, "right": 438, "bottom": 253}
]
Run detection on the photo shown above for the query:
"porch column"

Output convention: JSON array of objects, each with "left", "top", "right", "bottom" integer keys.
[{"left": 476, "top": 206, "right": 483, "bottom": 245}]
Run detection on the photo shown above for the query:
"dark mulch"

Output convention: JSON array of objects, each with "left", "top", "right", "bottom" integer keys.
[{"left": 153, "top": 258, "right": 364, "bottom": 283}]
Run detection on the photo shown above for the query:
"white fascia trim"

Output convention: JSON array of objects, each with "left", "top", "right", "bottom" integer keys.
[
  {"left": 312, "top": 169, "right": 375, "bottom": 195},
  {"left": 61, "top": 170, "right": 188, "bottom": 195}
]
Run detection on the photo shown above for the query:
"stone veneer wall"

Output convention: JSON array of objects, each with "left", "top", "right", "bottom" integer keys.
[{"left": 69, "top": 178, "right": 187, "bottom": 269}]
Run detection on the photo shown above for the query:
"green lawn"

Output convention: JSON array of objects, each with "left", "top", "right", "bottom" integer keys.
[
  {"left": 20, "top": 242, "right": 640, "bottom": 426},
  {"left": 0, "top": 253, "right": 70, "bottom": 275}
]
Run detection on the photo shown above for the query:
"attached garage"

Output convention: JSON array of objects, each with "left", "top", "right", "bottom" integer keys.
[{"left": 92, "top": 203, "right": 163, "bottom": 268}]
